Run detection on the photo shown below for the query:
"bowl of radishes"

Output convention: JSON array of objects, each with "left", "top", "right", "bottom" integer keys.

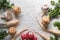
[{"left": 21, "top": 32, "right": 37, "bottom": 40}]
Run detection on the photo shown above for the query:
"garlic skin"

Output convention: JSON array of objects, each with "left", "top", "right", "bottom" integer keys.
[
  {"left": 8, "top": 27, "right": 16, "bottom": 35},
  {"left": 12, "top": 6, "right": 21, "bottom": 14}
]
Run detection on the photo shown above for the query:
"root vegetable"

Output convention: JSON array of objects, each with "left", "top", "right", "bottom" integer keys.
[
  {"left": 47, "top": 30, "right": 60, "bottom": 36},
  {"left": 0, "top": 19, "right": 19, "bottom": 28},
  {"left": 8, "top": 27, "right": 16, "bottom": 35},
  {"left": 21, "top": 32, "right": 29, "bottom": 39},
  {"left": 2, "top": 10, "right": 13, "bottom": 21},
  {"left": 0, "top": 23, "right": 7, "bottom": 28},
  {"left": 41, "top": 5, "right": 48, "bottom": 10},
  {"left": 6, "top": 19, "right": 19, "bottom": 27},
  {"left": 21, "top": 32, "right": 37, "bottom": 40},
  {"left": 21, "top": 33, "right": 26, "bottom": 39},
  {"left": 36, "top": 17, "right": 48, "bottom": 29},
  {"left": 35, "top": 31, "right": 50, "bottom": 40},
  {"left": 29, "top": 32, "right": 34, "bottom": 39},
  {"left": 33, "top": 36, "right": 37, "bottom": 40},
  {"left": 12, "top": 6, "right": 21, "bottom": 14},
  {"left": 36, "top": 18, "right": 60, "bottom": 36},
  {"left": 11, "top": 28, "right": 28, "bottom": 40},
  {"left": 42, "top": 15, "right": 50, "bottom": 24},
  {"left": 41, "top": 20, "right": 60, "bottom": 36},
  {"left": 41, "top": 5, "right": 49, "bottom": 16}
]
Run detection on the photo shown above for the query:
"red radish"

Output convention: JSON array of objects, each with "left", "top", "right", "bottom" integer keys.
[
  {"left": 21, "top": 33, "right": 26, "bottom": 39},
  {"left": 21, "top": 32, "right": 29, "bottom": 39},
  {"left": 22, "top": 39, "right": 27, "bottom": 40},
  {"left": 29, "top": 32, "right": 34, "bottom": 39},
  {"left": 25, "top": 32, "right": 29, "bottom": 39},
  {"left": 21, "top": 32, "right": 37, "bottom": 40},
  {"left": 33, "top": 36, "right": 37, "bottom": 40}
]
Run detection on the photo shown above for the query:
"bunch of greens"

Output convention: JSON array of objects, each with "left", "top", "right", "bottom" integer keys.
[
  {"left": 50, "top": 35, "right": 58, "bottom": 40},
  {"left": 0, "top": 30, "right": 8, "bottom": 40},
  {"left": 48, "top": 0, "right": 60, "bottom": 19},
  {"left": 0, "top": 0, "right": 13, "bottom": 9},
  {"left": 53, "top": 21, "right": 60, "bottom": 30},
  {"left": 58, "top": 0, "right": 60, "bottom": 3}
]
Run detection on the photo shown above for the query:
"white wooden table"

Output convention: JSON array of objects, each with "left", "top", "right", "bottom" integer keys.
[{"left": 2, "top": 0, "right": 60, "bottom": 40}]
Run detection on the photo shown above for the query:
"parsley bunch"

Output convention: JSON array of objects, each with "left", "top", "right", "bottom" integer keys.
[{"left": 48, "top": 0, "right": 60, "bottom": 19}]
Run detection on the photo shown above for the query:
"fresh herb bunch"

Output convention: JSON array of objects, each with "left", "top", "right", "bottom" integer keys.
[
  {"left": 0, "top": 0, "right": 13, "bottom": 9},
  {"left": 48, "top": 0, "right": 60, "bottom": 19},
  {"left": 50, "top": 35, "right": 58, "bottom": 40},
  {"left": 0, "top": 30, "right": 8, "bottom": 40},
  {"left": 51, "top": 1, "right": 55, "bottom": 6},
  {"left": 53, "top": 21, "right": 60, "bottom": 30},
  {"left": 58, "top": 0, "right": 60, "bottom": 3}
]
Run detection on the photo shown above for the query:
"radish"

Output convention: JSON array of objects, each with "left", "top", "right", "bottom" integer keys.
[
  {"left": 21, "top": 33, "right": 26, "bottom": 39},
  {"left": 22, "top": 39, "right": 27, "bottom": 40},
  {"left": 21, "top": 32, "right": 29, "bottom": 39},
  {"left": 21, "top": 32, "right": 37, "bottom": 40},
  {"left": 29, "top": 32, "right": 34, "bottom": 39},
  {"left": 33, "top": 36, "right": 37, "bottom": 40},
  {"left": 25, "top": 32, "right": 29, "bottom": 39}
]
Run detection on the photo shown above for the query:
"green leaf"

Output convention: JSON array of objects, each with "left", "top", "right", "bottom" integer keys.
[
  {"left": 53, "top": 22, "right": 60, "bottom": 30},
  {"left": 50, "top": 35, "right": 58, "bottom": 40},
  {"left": 54, "top": 36, "right": 58, "bottom": 40},
  {"left": 48, "top": 8, "right": 53, "bottom": 12},
  {"left": 0, "top": 30, "right": 8, "bottom": 39},
  {"left": 58, "top": 0, "right": 60, "bottom": 3},
  {"left": 0, "top": 0, "right": 14, "bottom": 10},
  {"left": 50, "top": 37, "right": 54, "bottom": 40},
  {"left": 51, "top": 1, "right": 55, "bottom": 6}
]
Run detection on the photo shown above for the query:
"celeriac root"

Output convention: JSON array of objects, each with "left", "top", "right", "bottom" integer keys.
[
  {"left": 11, "top": 28, "right": 28, "bottom": 40},
  {"left": 35, "top": 31, "right": 50, "bottom": 40}
]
